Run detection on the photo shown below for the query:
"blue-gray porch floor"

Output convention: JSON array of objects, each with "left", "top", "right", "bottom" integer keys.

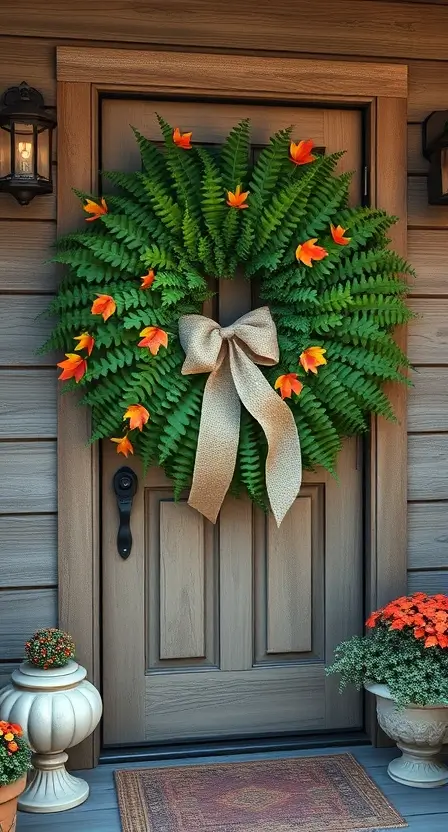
[{"left": 17, "top": 745, "right": 448, "bottom": 831}]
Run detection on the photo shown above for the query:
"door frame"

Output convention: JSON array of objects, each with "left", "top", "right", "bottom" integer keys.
[{"left": 56, "top": 46, "right": 408, "bottom": 769}]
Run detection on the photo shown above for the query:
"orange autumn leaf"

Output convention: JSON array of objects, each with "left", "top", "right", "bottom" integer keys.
[
  {"left": 57, "top": 353, "right": 87, "bottom": 383},
  {"left": 300, "top": 346, "right": 327, "bottom": 375},
  {"left": 123, "top": 404, "right": 150, "bottom": 432},
  {"left": 295, "top": 238, "right": 328, "bottom": 267},
  {"left": 173, "top": 127, "right": 192, "bottom": 149},
  {"left": 330, "top": 223, "right": 351, "bottom": 246},
  {"left": 438, "top": 634, "right": 448, "bottom": 648},
  {"left": 74, "top": 332, "right": 95, "bottom": 356},
  {"left": 425, "top": 635, "right": 439, "bottom": 648},
  {"left": 274, "top": 373, "right": 303, "bottom": 400},
  {"left": 83, "top": 197, "right": 107, "bottom": 222},
  {"left": 140, "top": 269, "right": 156, "bottom": 290},
  {"left": 289, "top": 139, "right": 316, "bottom": 166},
  {"left": 91, "top": 294, "right": 116, "bottom": 321},
  {"left": 111, "top": 434, "right": 134, "bottom": 458},
  {"left": 138, "top": 326, "right": 168, "bottom": 355},
  {"left": 8, "top": 724, "right": 23, "bottom": 737},
  {"left": 226, "top": 184, "right": 249, "bottom": 209}
]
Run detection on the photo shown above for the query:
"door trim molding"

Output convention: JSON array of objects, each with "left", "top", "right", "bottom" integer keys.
[{"left": 56, "top": 48, "right": 408, "bottom": 769}]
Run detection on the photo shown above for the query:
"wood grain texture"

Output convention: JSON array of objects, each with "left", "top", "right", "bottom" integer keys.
[
  {"left": 408, "top": 368, "right": 448, "bottom": 432},
  {"left": 408, "top": 61, "right": 448, "bottom": 121},
  {"left": 408, "top": 434, "right": 448, "bottom": 499},
  {"left": 0, "top": 1, "right": 434, "bottom": 63},
  {"left": 0, "top": 589, "right": 57, "bottom": 659},
  {"left": 408, "top": 231, "right": 448, "bottom": 295},
  {"left": 408, "top": 177, "right": 448, "bottom": 227},
  {"left": 373, "top": 97, "right": 408, "bottom": 609},
  {"left": 0, "top": 370, "right": 57, "bottom": 438},
  {"left": 408, "top": 570, "right": 448, "bottom": 595},
  {"left": 267, "top": 498, "right": 312, "bottom": 654},
  {"left": 407, "top": 123, "right": 428, "bottom": 175},
  {"left": 219, "top": 497, "right": 253, "bottom": 672},
  {"left": 408, "top": 299, "right": 448, "bottom": 364},
  {"left": 0, "top": 514, "right": 57, "bottom": 586},
  {"left": 0, "top": 296, "right": 56, "bottom": 366},
  {"left": 0, "top": 37, "right": 55, "bottom": 107},
  {"left": 0, "top": 441, "right": 56, "bottom": 513},
  {"left": 58, "top": 47, "right": 407, "bottom": 98},
  {"left": 159, "top": 502, "right": 205, "bottom": 660},
  {"left": 145, "top": 666, "right": 325, "bottom": 741},
  {"left": 408, "top": 502, "right": 448, "bottom": 569},
  {"left": 57, "top": 80, "right": 99, "bottom": 771},
  {"left": 0, "top": 222, "right": 56, "bottom": 292}
]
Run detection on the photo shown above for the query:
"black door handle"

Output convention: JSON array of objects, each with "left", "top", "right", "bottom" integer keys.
[{"left": 113, "top": 467, "right": 138, "bottom": 559}]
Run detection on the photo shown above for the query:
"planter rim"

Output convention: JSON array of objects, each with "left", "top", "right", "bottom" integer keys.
[
  {"left": 0, "top": 773, "right": 27, "bottom": 803},
  {"left": 364, "top": 682, "right": 448, "bottom": 709},
  {"left": 11, "top": 660, "right": 86, "bottom": 690}
]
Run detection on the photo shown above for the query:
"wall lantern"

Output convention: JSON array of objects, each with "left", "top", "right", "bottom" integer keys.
[
  {"left": 422, "top": 110, "right": 448, "bottom": 205},
  {"left": 0, "top": 81, "right": 56, "bottom": 206}
]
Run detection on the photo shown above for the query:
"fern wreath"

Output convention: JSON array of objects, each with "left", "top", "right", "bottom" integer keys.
[{"left": 45, "top": 117, "right": 413, "bottom": 510}]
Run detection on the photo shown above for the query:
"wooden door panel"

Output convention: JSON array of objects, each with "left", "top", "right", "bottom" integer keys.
[{"left": 102, "top": 99, "right": 364, "bottom": 745}]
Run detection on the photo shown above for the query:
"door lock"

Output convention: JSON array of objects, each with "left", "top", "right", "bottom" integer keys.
[{"left": 113, "top": 467, "right": 138, "bottom": 559}]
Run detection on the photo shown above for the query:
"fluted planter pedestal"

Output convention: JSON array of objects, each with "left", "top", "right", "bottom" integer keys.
[
  {"left": 0, "top": 661, "right": 102, "bottom": 813},
  {"left": 365, "top": 683, "right": 448, "bottom": 788}
]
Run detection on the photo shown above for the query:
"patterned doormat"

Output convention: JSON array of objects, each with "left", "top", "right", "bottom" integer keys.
[{"left": 115, "top": 753, "right": 407, "bottom": 832}]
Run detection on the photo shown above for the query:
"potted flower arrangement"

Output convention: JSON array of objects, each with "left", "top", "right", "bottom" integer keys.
[
  {"left": 0, "top": 720, "right": 31, "bottom": 831},
  {"left": 0, "top": 628, "right": 102, "bottom": 814},
  {"left": 327, "top": 592, "right": 448, "bottom": 789}
]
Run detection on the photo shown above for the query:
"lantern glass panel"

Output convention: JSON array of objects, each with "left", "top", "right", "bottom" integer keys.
[
  {"left": 37, "top": 126, "right": 51, "bottom": 180},
  {"left": 13, "top": 122, "right": 34, "bottom": 179},
  {"left": 0, "top": 125, "right": 10, "bottom": 179}
]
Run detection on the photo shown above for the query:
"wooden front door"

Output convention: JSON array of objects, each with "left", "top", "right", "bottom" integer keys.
[{"left": 102, "top": 99, "right": 364, "bottom": 747}]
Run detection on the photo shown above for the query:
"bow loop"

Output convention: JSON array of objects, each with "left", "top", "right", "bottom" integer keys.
[{"left": 179, "top": 307, "right": 302, "bottom": 526}]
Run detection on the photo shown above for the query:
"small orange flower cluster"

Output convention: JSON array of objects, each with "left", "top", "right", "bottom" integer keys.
[
  {"left": 25, "top": 627, "right": 75, "bottom": 669},
  {"left": 366, "top": 592, "right": 448, "bottom": 649},
  {"left": 275, "top": 347, "right": 327, "bottom": 401},
  {"left": 0, "top": 721, "right": 23, "bottom": 755}
]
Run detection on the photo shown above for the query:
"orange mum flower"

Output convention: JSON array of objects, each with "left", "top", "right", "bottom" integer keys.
[
  {"left": 57, "top": 354, "right": 87, "bottom": 383},
  {"left": 111, "top": 435, "right": 134, "bottom": 458},
  {"left": 7, "top": 741, "right": 18, "bottom": 753},
  {"left": 91, "top": 294, "right": 116, "bottom": 321},
  {"left": 330, "top": 224, "right": 351, "bottom": 246},
  {"left": 226, "top": 184, "right": 249, "bottom": 209},
  {"left": 173, "top": 127, "right": 192, "bottom": 149},
  {"left": 289, "top": 139, "right": 316, "bottom": 166},
  {"left": 123, "top": 404, "right": 150, "bottom": 432},
  {"left": 138, "top": 326, "right": 168, "bottom": 355},
  {"left": 140, "top": 269, "right": 156, "bottom": 290},
  {"left": 300, "top": 346, "right": 327, "bottom": 375},
  {"left": 74, "top": 332, "right": 95, "bottom": 356},
  {"left": 8, "top": 724, "right": 23, "bottom": 737},
  {"left": 274, "top": 373, "right": 303, "bottom": 400},
  {"left": 295, "top": 239, "right": 328, "bottom": 267},
  {"left": 83, "top": 197, "right": 107, "bottom": 222}
]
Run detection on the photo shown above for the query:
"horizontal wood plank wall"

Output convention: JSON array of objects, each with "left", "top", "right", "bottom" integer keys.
[
  {"left": 1, "top": 0, "right": 448, "bottom": 696},
  {"left": 0, "top": 37, "right": 58, "bottom": 683}
]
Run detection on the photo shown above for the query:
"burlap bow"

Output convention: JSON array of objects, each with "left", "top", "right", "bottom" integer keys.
[{"left": 178, "top": 307, "right": 302, "bottom": 526}]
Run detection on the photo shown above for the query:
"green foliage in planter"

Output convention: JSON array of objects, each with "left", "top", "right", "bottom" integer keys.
[
  {"left": 0, "top": 726, "right": 31, "bottom": 787},
  {"left": 326, "top": 623, "right": 448, "bottom": 708},
  {"left": 25, "top": 628, "right": 76, "bottom": 670}
]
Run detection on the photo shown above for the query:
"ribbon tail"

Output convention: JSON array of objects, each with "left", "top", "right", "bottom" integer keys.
[
  {"left": 188, "top": 356, "right": 241, "bottom": 524},
  {"left": 229, "top": 343, "right": 302, "bottom": 526}
]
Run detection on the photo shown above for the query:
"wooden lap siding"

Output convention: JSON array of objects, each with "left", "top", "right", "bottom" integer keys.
[{"left": 0, "top": 1, "right": 448, "bottom": 677}]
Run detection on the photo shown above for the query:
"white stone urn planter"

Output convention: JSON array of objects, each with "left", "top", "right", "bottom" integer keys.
[
  {"left": 365, "top": 682, "right": 448, "bottom": 788},
  {"left": 0, "top": 660, "right": 102, "bottom": 813}
]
